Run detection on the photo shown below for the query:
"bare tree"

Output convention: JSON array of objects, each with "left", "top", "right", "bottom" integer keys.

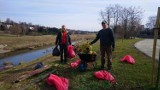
[
  {"left": 120, "top": 7, "right": 130, "bottom": 38},
  {"left": 100, "top": 4, "right": 143, "bottom": 39},
  {"left": 112, "top": 4, "right": 122, "bottom": 33},
  {"left": 19, "top": 22, "right": 29, "bottom": 35},
  {"left": 145, "top": 23, "right": 152, "bottom": 29},
  {"left": 147, "top": 16, "right": 156, "bottom": 29},
  {"left": 100, "top": 5, "right": 114, "bottom": 26},
  {"left": 9, "top": 24, "right": 22, "bottom": 36},
  {"left": 128, "top": 6, "right": 143, "bottom": 38},
  {"left": 5, "top": 18, "right": 15, "bottom": 25}
]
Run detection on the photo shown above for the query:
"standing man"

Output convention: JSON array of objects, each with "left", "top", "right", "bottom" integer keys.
[
  {"left": 55, "top": 25, "right": 71, "bottom": 64},
  {"left": 90, "top": 21, "right": 115, "bottom": 70}
]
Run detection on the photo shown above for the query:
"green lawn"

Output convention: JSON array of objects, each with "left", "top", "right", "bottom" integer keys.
[
  {"left": 0, "top": 38, "right": 159, "bottom": 90},
  {"left": 38, "top": 38, "right": 159, "bottom": 90}
]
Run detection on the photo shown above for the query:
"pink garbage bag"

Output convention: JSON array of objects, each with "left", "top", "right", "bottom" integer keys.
[
  {"left": 70, "top": 59, "right": 81, "bottom": 68},
  {"left": 46, "top": 74, "right": 69, "bottom": 90},
  {"left": 120, "top": 55, "right": 135, "bottom": 64},
  {"left": 94, "top": 70, "right": 116, "bottom": 84},
  {"left": 67, "top": 45, "right": 76, "bottom": 58}
]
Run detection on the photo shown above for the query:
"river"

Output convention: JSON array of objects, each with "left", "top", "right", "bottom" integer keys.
[
  {"left": 0, "top": 46, "right": 54, "bottom": 67},
  {"left": 0, "top": 42, "right": 79, "bottom": 68}
]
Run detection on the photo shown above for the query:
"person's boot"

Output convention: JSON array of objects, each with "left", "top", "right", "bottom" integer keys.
[
  {"left": 60, "top": 59, "right": 63, "bottom": 64},
  {"left": 64, "top": 59, "right": 67, "bottom": 64},
  {"left": 107, "top": 66, "right": 112, "bottom": 71}
]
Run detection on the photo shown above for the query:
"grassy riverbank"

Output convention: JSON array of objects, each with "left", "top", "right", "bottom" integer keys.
[
  {"left": 0, "top": 38, "right": 159, "bottom": 90},
  {"left": 0, "top": 34, "right": 95, "bottom": 58},
  {"left": 0, "top": 34, "right": 95, "bottom": 51}
]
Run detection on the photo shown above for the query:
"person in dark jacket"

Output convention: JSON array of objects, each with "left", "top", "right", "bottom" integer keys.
[
  {"left": 55, "top": 25, "right": 71, "bottom": 64},
  {"left": 90, "top": 21, "right": 115, "bottom": 70}
]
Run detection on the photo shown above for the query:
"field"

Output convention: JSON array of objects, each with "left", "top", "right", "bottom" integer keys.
[
  {"left": 0, "top": 34, "right": 95, "bottom": 58},
  {"left": 0, "top": 34, "right": 95, "bottom": 51},
  {"left": 0, "top": 38, "right": 159, "bottom": 90}
]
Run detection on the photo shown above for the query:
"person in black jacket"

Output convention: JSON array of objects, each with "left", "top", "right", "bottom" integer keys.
[
  {"left": 55, "top": 25, "right": 71, "bottom": 64},
  {"left": 90, "top": 21, "right": 115, "bottom": 70}
]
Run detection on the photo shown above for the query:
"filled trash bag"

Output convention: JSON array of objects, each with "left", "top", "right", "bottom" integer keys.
[
  {"left": 52, "top": 46, "right": 60, "bottom": 56},
  {"left": 46, "top": 74, "right": 69, "bottom": 90},
  {"left": 120, "top": 55, "right": 135, "bottom": 64},
  {"left": 67, "top": 45, "right": 76, "bottom": 58},
  {"left": 70, "top": 59, "right": 81, "bottom": 68},
  {"left": 94, "top": 70, "right": 116, "bottom": 84}
]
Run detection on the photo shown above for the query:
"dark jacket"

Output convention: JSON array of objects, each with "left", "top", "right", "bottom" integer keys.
[
  {"left": 90, "top": 28, "right": 115, "bottom": 48},
  {"left": 55, "top": 31, "right": 71, "bottom": 46}
]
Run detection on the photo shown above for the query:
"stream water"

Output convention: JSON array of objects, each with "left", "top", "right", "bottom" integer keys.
[
  {"left": 0, "top": 41, "right": 78, "bottom": 68},
  {"left": 0, "top": 46, "right": 54, "bottom": 67}
]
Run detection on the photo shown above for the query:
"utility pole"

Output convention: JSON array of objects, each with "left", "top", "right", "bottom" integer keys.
[
  {"left": 156, "top": 49, "right": 160, "bottom": 89},
  {"left": 151, "top": 7, "right": 160, "bottom": 86}
]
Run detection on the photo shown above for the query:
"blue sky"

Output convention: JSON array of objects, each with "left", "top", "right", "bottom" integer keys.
[{"left": 0, "top": 0, "right": 159, "bottom": 31}]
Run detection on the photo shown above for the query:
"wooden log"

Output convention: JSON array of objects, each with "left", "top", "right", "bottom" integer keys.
[
  {"left": 15, "top": 65, "right": 52, "bottom": 83},
  {"left": 21, "top": 69, "right": 57, "bottom": 90}
]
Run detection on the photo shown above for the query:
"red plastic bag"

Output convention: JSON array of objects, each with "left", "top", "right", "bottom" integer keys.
[
  {"left": 94, "top": 70, "right": 116, "bottom": 84},
  {"left": 67, "top": 45, "right": 76, "bottom": 58},
  {"left": 70, "top": 59, "right": 81, "bottom": 68},
  {"left": 46, "top": 74, "right": 69, "bottom": 90},
  {"left": 120, "top": 55, "right": 135, "bottom": 64}
]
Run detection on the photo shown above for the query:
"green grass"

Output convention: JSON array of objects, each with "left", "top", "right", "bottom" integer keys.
[
  {"left": 0, "top": 38, "right": 159, "bottom": 90},
  {"left": 37, "top": 38, "right": 159, "bottom": 90},
  {"left": 112, "top": 39, "right": 154, "bottom": 90}
]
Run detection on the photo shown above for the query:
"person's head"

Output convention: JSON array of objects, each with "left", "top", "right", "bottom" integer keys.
[
  {"left": 61, "top": 25, "right": 66, "bottom": 32},
  {"left": 101, "top": 21, "right": 108, "bottom": 29}
]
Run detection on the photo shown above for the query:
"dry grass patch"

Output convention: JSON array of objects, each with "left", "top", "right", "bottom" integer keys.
[{"left": 0, "top": 34, "right": 95, "bottom": 51}]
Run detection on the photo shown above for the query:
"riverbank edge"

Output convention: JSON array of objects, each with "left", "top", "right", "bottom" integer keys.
[{"left": 0, "top": 43, "right": 54, "bottom": 59}]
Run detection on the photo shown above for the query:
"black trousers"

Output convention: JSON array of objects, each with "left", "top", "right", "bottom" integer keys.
[{"left": 59, "top": 44, "right": 67, "bottom": 63}]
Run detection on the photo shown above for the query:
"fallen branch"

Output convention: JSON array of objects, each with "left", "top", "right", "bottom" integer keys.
[
  {"left": 14, "top": 65, "right": 52, "bottom": 83},
  {"left": 20, "top": 69, "right": 57, "bottom": 90}
]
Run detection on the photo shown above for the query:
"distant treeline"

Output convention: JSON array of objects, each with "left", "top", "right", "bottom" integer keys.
[
  {"left": 139, "top": 28, "right": 160, "bottom": 38},
  {"left": 0, "top": 18, "right": 92, "bottom": 36},
  {"left": 0, "top": 18, "right": 61, "bottom": 36}
]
